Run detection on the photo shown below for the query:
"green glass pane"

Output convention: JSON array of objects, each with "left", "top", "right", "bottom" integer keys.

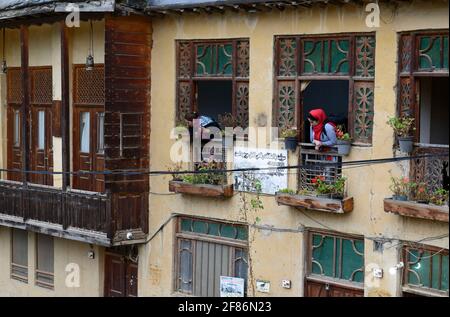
[
  {"left": 442, "top": 255, "right": 449, "bottom": 291},
  {"left": 312, "top": 235, "right": 334, "bottom": 277},
  {"left": 432, "top": 254, "right": 441, "bottom": 290},
  {"left": 443, "top": 36, "right": 449, "bottom": 70},
  {"left": 330, "top": 40, "right": 350, "bottom": 74},
  {"left": 220, "top": 224, "right": 237, "bottom": 239},
  {"left": 407, "top": 249, "right": 420, "bottom": 286},
  {"left": 196, "top": 45, "right": 213, "bottom": 75},
  {"left": 192, "top": 220, "right": 208, "bottom": 234},
  {"left": 181, "top": 219, "right": 193, "bottom": 232},
  {"left": 415, "top": 251, "right": 431, "bottom": 288},
  {"left": 341, "top": 239, "right": 364, "bottom": 282},
  {"left": 303, "top": 40, "right": 322, "bottom": 73},
  {"left": 236, "top": 227, "right": 248, "bottom": 241},
  {"left": 208, "top": 222, "right": 220, "bottom": 237},
  {"left": 218, "top": 44, "right": 233, "bottom": 75},
  {"left": 419, "top": 37, "right": 441, "bottom": 70}
]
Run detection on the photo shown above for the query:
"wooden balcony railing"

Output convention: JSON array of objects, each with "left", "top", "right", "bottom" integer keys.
[{"left": 0, "top": 180, "right": 148, "bottom": 246}]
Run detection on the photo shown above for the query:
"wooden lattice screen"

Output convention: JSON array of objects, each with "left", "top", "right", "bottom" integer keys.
[
  {"left": 176, "top": 39, "right": 250, "bottom": 129},
  {"left": 274, "top": 33, "right": 376, "bottom": 144},
  {"left": 30, "top": 67, "right": 52, "bottom": 105},
  {"left": 7, "top": 68, "right": 23, "bottom": 105},
  {"left": 73, "top": 65, "right": 105, "bottom": 106}
]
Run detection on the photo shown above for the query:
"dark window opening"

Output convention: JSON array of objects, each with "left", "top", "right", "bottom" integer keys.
[
  {"left": 302, "top": 80, "right": 349, "bottom": 142},
  {"left": 196, "top": 80, "right": 233, "bottom": 129},
  {"left": 419, "top": 77, "right": 449, "bottom": 145}
]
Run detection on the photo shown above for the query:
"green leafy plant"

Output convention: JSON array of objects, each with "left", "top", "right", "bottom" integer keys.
[
  {"left": 387, "top": 116, "right": 416, "bottom": 137},
  {"left": 278, "top": 188, "right": 296, "bottom": 195},
  {"left": 180, "top": 161, "right": 226, "bottom": 186},
  {"left": 430, "top": 189, "right": 449, "bottom": 206},
  {"left": 336, "top": 125, "right": 352, "bottom": 141},
  {"left": 280, "top": 127, "right": 297, "bottom": 138},
  {"left": 413, "top": 182, "right": 430, "bottom": 202},
  {"left": 312, "top": 176, "right": 346, "bottom": 197},
  {"left": 389, "top": 176, "right": 416, "bottom": 198}
]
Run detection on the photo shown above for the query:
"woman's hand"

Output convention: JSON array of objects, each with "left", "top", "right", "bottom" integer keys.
[{"left": 313, "top": 140, "right": 322, "bottom": 150}]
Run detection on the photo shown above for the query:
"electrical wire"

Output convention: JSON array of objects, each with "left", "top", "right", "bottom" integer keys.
[{"left": 0, "top": 153, "right": 446, "bottom": 177}]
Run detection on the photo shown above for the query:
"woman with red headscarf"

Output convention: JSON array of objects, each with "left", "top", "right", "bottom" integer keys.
[{"left": 307, "top": 109, "right": 337, "bottom": 151}]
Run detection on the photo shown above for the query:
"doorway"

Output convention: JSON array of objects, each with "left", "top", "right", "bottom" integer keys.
[
  {"left": 72, "top": 107, "right": 105, "bottom": 192},
  {"left": 104, "top": 251, "right": 138, "bottom": 297}
]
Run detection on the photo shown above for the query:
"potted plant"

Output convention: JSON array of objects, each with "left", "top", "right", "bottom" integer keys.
[
  {"left": 430, "top": 188, "right": 449, "bottom": 206},
  {"left": 387, "top": 116, "right": 415, "bottom": 153},
  {"left": 389, "top": 176, "right": 415, "bottom": 201},
  {"left": 312, "top": 176, "right": 346, "bottom": 200},
  {"left": 413, "top": 183, "right": 430, "bottom": 204},
  {"left": 280, "top": 127, "right": 298, "bottom": 151},
  {"left": 335, "top": 125, "right": 352, "bottom": 156}
]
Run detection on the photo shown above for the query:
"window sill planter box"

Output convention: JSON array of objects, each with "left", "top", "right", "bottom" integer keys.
[
  {"left": 384, "top": 198, "right": 449, "bottom": 222},
  {"left": 169, "top": 181, "right": 234, "bottom": 198},
  {"left": 275, "top": 193, "right": 354, "bottom": 214}
]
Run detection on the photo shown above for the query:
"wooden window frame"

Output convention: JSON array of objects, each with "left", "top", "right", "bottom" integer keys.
[
  {"left": 397, "top": 30, "right": 449, "bottom": 145},
  {"left": 35, "top": 233, "right": 54, "bottom": 290},
  {"left": 273, "top": 32, "right": 376, "bottom": 145},
  {"left": 175, "top": 39, "right": 250, "bottom": 130},
  {"left": 10, "top": 229, "right": 28, "bottom": 284},
  {"left": 402, "top": 243, "right": 449, "bottom": 297},
  {"left": 173, "top": 216, "right": 249, "bottom": 296},
  {"left": 305, "top": 229, "right": 365, "bottom": 290}
]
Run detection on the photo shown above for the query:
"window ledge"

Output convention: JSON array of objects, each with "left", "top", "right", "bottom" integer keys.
[
  {"left": 169, "top": 180, "right": 234, "bottom": 198},
  {"left": 402, "top": 285, "right": 449, "bottom": 298},
  {"left": 275, "top": 193, "right": 354, "bottom": 214},
  {"left": 384, "top": 198, "right": 449, "bottom": 223}
]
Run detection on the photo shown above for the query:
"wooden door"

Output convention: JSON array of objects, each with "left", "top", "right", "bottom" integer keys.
[
  {"left": 30, "top": 106, "right": 53, "bottom": 186},
  {"left": 305, "top": 280, "right": 364, "bottom": 297},
  {"left": 73, "top": 107, "right": 104, "bottom": 192},
  {"left": 6, "top": 105, "right": 23, "bottom": 182},
  {"left": 104, "top": 253, "right": 138, "bottom": 297}
]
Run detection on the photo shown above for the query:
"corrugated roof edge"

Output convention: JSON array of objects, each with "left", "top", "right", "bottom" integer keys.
[{"left": 146, "top": 0, "right": 290, "bottom": 10}]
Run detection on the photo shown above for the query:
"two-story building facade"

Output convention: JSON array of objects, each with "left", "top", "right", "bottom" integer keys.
[{"left": 0, "top": 0, "right": 448, "bottom": 297}]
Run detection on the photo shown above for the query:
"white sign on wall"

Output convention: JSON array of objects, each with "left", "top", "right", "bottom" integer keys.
[
  {"left": 233, "top": 147, "right": 288, "bottom": 195},
  {"left": 220, "top": 276, "right": 245, "bottom": 297}
]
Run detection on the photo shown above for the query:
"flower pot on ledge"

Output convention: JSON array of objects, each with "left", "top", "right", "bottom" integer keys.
[
  {"left": 384, "top": 198, "right": 449, "bottom": 222},
  {"left": 275, "top": 193, "right": 354, "bottom": 214},
  {"left": 398, "top": 136, "right": 414, "bottom": 153},
  {"left": 336, "top": 140, "right": 351, "bottom": 156},
  {"left": 169, "top": 180, "right": 234, "bottom": 198}
]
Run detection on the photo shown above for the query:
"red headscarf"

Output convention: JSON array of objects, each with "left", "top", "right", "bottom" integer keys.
[{"left": 309, "top": 109, "right": 334, "bottom": 141}]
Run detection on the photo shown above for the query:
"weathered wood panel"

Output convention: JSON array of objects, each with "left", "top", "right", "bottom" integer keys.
[
  {"left": 169, "top": 181, "right": 234, "bottom": 198},
  {"left": 0, "top": 180, "right": 112, "bottom": 241},
  {"left": 384, "top": 198, "right": 449, "bottom": 222},
  {"left": 275, "top": 193, "right": 354, "bottom": 214},
  {"left": 104, "top": 15, "right": 151, "bottom": 236}
]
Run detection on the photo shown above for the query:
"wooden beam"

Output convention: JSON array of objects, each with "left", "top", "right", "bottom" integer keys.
[
  {"left": 169, "top": 181, "right": 234, "bottom": 198},
  {"left": 60, "top": 21, "right": 70, "bottom": 191},
  {"left": 276, "top": 193, "right": 354, "bottom": 213},
  {"left": 20, "top": 26, "right": 30, "bottom": 186},
  {"left": 384, "top": 198, "right": 449, "bottom": 223}
]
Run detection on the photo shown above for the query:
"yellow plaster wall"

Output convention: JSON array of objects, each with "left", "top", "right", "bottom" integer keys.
[
  {"left": 146, "top": 0, "right": 449, "bottom": 297},
  {"left": 0, "top": 226, "right": 104, "bottom": 297}
]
